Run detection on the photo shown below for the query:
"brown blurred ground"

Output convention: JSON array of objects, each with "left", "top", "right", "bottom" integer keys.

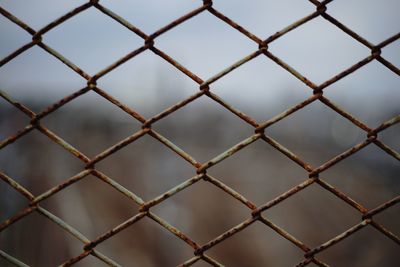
[{"left": 0, "top": 96, "right": 399, "bottom": 266}]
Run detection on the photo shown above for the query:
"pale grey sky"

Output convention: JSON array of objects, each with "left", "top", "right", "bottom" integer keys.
[{"left": 0, "top": 0, "right": 399, "bottom": 125}]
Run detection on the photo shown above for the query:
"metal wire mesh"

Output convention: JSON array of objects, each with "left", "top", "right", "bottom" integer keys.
[{"left": 0, "top": 0, "right": 399, "bottom": 266}]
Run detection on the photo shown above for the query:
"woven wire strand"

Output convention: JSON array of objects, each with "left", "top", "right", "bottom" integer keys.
[{"left": 0, "top": 0, "right": 399, "bottom": 266}]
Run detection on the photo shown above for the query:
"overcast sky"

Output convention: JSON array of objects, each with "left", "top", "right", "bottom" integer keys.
[{"left": 0, "top": 0, "right": 399, "bottom": 124}]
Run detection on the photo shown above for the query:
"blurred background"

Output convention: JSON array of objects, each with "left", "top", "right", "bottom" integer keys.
[{"left": 0, "top": 0, "right": 399, "bottom": 266}]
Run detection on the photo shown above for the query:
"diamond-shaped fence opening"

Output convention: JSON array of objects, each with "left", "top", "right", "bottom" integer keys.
[{"left": 0, "top": 0, "right": 399, "bottom": 266}]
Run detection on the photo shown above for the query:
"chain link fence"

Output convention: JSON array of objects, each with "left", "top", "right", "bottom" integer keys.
[{"left": 0, "top": 0, "right": 399, "bottom": 266}]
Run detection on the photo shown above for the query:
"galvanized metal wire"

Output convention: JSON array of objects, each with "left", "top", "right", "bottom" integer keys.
[{"left": 0, "top": 0, "right": 399, "bottom": 266}]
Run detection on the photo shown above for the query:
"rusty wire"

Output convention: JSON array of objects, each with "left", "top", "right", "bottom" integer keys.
[{"left": 0, "top": 0, "right": 399, "bottom": 266}]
